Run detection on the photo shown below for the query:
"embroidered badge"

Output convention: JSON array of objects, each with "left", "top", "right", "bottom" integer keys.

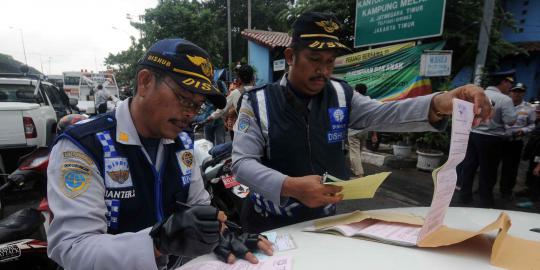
[
  {"left": 327, "top": 107, "right": 348, "bottom": 144},
  {"left": 315, "top": 20, "right": 339, "bottom": 33},
  {"left": 186, "top": 55, "right": 213, "bottom": 78},
  {"left": 104, "top": 157, "right": 132, "bottom": 188},
  {"left": 62, "top": 164, "right": 91, "bottom": 198},
  {"left": 238, "top": 117, "right": 250, "bottom": 133},
  {"left": 62, "top": 151, "right": 94, "bottom": 165},
  {"left": 176, "top": 150, "right": 193, "bottom": 176}
]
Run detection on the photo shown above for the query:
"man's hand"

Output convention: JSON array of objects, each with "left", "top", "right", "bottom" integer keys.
[
  {"left": 214, "top": 230, "right": 273, "bottom": 264},
  {"left": 150, "top": 205, "right": 223, "bottom": 257},
  {"left": 281, "top": 175, "right": 343, "bottom": 208},
  {"left": 429, "top": 84, "right": 492, "bottom": 126}
]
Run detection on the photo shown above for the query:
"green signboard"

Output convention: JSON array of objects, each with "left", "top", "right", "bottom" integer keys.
[{"left": 354, "top": 0, "right": 446, "bottom": 48}]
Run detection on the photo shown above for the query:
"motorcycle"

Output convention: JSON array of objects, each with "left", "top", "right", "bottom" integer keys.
[
  {"left": 0, "top": 147, "right": 56, "bottom": 270},
  {"left": 193, "top": 125, "right": 249, "bottom": 224}
]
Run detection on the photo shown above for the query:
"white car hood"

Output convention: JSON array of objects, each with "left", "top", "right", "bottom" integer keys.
[{"left": 0, "top": 102, "right": 40, "bottom": 111}]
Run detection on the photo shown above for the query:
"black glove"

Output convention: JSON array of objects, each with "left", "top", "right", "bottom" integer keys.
[
  {"left": 213, "top": 229, "right": 266, "bottom": 262},
  {"left": 150, "top": 205, "right": 220, "bottom": 257}
]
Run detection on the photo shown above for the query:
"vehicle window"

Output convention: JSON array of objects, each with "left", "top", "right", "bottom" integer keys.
[
  {"left": 64, "top": 76, "right": 80, "bottom": 86},
  {"left": 42, "top": 84, "right": 64, "bottom": 107},
  {"left": 0, "top": 84, "right": 40, "bottom": 103}
]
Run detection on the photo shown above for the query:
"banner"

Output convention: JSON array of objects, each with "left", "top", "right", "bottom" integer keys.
[
  {"left": 333, "top": 42, "right": 444, "bottom": 101},
  {"left": 335, "top": 42, "right": 415, "bottom": 67}
]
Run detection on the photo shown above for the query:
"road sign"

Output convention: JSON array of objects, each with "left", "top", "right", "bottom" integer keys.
[
  {"left": 273, "top": 59, "right": 285, "bottom": 71},
  {"left": 354, "top": 0, "right": 446, "bottom": 48},
  {"left": 420, "top": 50, "right": 452, "bottom": 77}
]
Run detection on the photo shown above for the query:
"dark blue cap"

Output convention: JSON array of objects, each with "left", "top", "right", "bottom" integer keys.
[
  {"left": 490, "top": 69, "right": 515, "bottom": 84},
  {"left": 292, "top": 12, "right": 351, "bottom": 54},
  {"left": 138, "top": 39, "right": 226, "bottom": 109}
]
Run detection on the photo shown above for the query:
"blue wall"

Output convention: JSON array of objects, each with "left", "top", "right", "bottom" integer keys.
[
  {"left": 503, "top": 0, "right": 540, "bottom": 43},
  {"left": 501, "top": 0, "right": 540, "bottom": 100},
  {"left": 248, "top": 41, "right": 272, "bottom": 86}
]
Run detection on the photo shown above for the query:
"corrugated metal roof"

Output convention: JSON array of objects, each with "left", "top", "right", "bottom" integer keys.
[
  {"left": 517, "top": 42, "right": 540, "bottom": 52},
  {"left": 241, "top": 29, "right": 291, "bottom": 49}
]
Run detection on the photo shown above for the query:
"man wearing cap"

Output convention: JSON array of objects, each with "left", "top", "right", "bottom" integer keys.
[
  {"left": 458, "top": 71, "right": 517, "bottom": 208},
  {"left": 500, "top": 83, "right": 535, "bottom": 199},
  {"left": 47, "top": 39, "right": 272, "bottom": 270},
  {"left": 232, "top": 11, "right": 493, "bottom": 232}
]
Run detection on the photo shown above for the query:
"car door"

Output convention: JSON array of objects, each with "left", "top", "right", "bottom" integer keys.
[{"left": 41, "top": 83, "right": 69, "bottom": 119}]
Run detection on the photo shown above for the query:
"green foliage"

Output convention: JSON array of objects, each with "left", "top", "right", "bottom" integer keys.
[
  {"left": 105, "top": 0, "right": 289, "bottom": 86},
  {"left": 415, "top": 132, "right": 450, "bottom": 153}
]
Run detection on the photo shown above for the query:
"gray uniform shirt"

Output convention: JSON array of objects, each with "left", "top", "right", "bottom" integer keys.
[
  {"left": 95, "top": 89, "right": 111, "bottom": 107},
  {"left": 505, "top": 101, "right": 536, "bottom": 136},
  {"left": 472, "top": 86, "right": 517, "bottom": 137},
  {"left": 47, "top": 99, "right": 210, "bottom": 270},
  {"left": 231, "top": 77, "right": 444, "bottom": 205}
]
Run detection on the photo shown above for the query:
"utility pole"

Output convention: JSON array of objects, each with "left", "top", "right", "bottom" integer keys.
[
  {"left": 9, "top": 26, "right": 28, "bottom": 66},
  {"left": 248, "top": 0, "right": 252, "bottom": 29},
  {"left": 473, "top": 0, "right": 495, "bottom": 86},
  {"left": 227, "top": 0, "right": 232, "bottom": 73}
]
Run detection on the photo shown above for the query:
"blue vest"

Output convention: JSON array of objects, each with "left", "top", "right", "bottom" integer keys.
[
  {"left": 247, "top": 79, "right": 353, "bottom": 219},
  {"left": 57, "top": 113, "right": 192, "bottom": 234}
]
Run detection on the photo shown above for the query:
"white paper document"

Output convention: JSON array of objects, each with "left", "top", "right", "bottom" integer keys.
[
  {"left": 178, "top": 256, "right": 293, "bottom": 270},
  {"left": 310, "top": 99, "right": 475, "bottom": 246}
]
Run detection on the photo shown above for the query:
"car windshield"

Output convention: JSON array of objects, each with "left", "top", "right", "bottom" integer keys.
[{"left": 0, "top": 84, "right": 38, "bottom": 103}]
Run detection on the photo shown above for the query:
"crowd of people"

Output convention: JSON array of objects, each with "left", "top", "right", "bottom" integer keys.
[{"left": 457, "top": 72, "right": 540, "bottom": 208}]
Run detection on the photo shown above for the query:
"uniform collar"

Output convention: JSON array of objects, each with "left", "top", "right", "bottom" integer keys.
[
  {"left": 115, "top": 98, "right": 176, "bottom": 146},
  {"left": 486, "top": 86, "right": 502, "bottom": 94}
]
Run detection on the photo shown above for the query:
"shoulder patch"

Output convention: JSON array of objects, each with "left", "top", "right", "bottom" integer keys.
[
  {"left": 239, "top": 108, "right": 255, "bottom": 117},
  {"left": 62, "top": 164, "right": 91, "bottom": 198},
  {"left": 237, "top": 117, "right": 250, "bottom": 133},
  {"left": 63, "top": 151, "right": 94, "bottom": 165}
]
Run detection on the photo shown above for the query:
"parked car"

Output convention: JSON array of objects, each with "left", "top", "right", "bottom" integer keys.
[{"left": 0, "top": 73, "right": 75, "bottom": 173}]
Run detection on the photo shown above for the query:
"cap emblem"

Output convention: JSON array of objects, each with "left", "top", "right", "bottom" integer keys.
[
  {"left": 315, "top": 20, "right": 339, "bottom": 33},
  {"left": 187, "top": 55, "right": 213, "bottom": 78}
]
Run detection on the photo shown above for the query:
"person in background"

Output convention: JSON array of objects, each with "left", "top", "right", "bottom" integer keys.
[
  {"left": 204, "top": 64, "right": 255, "bottom": 140},
  {"left": 458, "top": 71, "right": 517, "bottom": 208},
  {"left": 500, "top": 83, "right": 535, "bottom": 200},
  {"left": 347, "top": 83, "right": 369, "bottom": 178},
  {"left": 94, "top": 84, "right": 112, "bottom": 114}
]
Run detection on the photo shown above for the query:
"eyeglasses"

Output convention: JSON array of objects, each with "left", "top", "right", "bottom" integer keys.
[{"left": 162, "top": 77, "right": 204, "bottom": 112}]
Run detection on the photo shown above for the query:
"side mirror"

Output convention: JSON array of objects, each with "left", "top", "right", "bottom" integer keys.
[{"left": 69, "top": 98, "right": 78, "bottom": 106}]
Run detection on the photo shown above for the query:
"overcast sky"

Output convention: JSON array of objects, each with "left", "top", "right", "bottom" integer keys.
[{"left": 0, "top": 0, "right": 157, "bottom": 75}]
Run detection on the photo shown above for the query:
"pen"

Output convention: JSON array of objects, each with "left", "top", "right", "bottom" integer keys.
[
  {"left": 531, "top": 228, "right": 540, "bottom": 233},
  {"left": 176, "top": 201, "right": 243, "bottom": 231}
]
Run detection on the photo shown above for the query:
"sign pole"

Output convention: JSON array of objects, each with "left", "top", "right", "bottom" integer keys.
[{"left": 473, "top": 0, "right": 495, "bottom": 86}]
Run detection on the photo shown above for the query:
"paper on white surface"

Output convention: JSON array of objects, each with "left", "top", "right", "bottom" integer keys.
[
  {"left": 179, "top": 255, "right": 293, "bottom": 270},
  {"left": 255, "top": 232, "right": 297, "bottom": 260},
  {"left": 418, "top": 99, "right": 474, "bottom": 241}
]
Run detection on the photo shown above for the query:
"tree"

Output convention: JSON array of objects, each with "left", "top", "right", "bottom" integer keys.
[{"left": 105, "top": 0, "right": 290, "bottom": 86}]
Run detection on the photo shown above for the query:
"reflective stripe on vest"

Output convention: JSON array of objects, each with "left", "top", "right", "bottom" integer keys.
[
  {"left": 256, "top": 90, "right": 271, "bottom": 159},
  {"left": 330, "top": 80, "right": 346, "bottom": 108}
]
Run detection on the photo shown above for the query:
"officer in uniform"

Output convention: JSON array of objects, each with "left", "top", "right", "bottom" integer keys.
[
  {"left": 232, "top": 12, "right": 493, "bottom": 233},
  {"left": 458, "top": 71, "right": 517, "bottom": 207},
  {"left": 501, "top": 83, "right": 535, "bottom": 199},
  {"left": 47, "top": 39, "right": 272, "bottom": 270}
]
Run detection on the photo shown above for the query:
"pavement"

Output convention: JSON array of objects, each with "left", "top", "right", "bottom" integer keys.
[{"left": 337, "top": 147, "right": 540, "bottom": 215}]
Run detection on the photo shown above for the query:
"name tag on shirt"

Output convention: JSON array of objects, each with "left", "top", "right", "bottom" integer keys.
[{"left": 327, "top": 107, "right": 348, "bottom": 143}]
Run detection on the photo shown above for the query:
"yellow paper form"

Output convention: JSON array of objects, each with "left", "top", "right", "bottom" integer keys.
[{"left": 324, "top": 172, "right": 391, "bottom": 200}]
